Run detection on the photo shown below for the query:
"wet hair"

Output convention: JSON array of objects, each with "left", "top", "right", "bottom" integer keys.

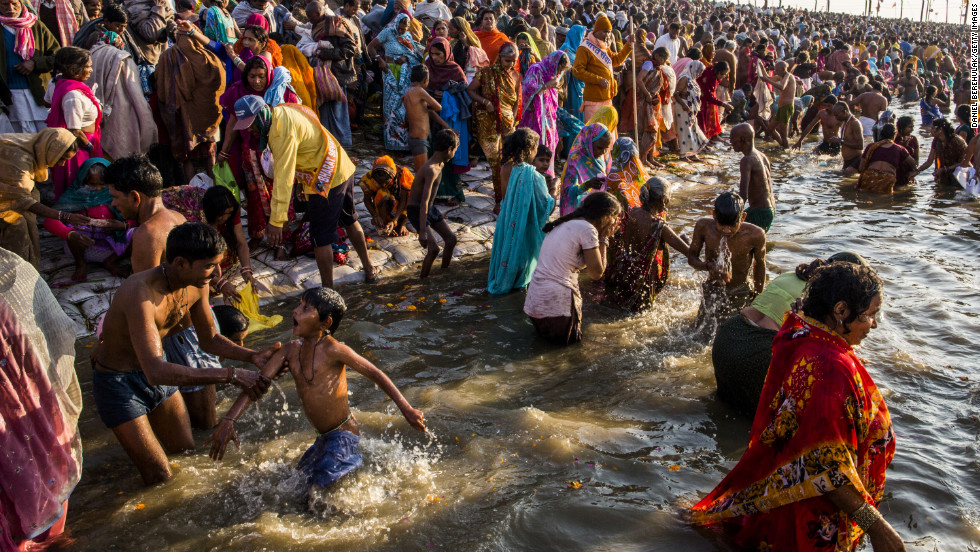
[
  {"left": 243, "top": 24, "right": 269, "bottom": 46},
  {"left": 924, "top": 85, "right": 936, "bottom": 98},
  {"left": 86, "top": 162, "right": 106, "bottom": 184},
  {"left": 410, "top": 64, "right": 428, "bottom": 84},
  {"left": 213, "top": 304, "right": 250, "bottom": 336},
  {"left": 956, "top": 104, "right": 970, "bottom": 124},
  {"left": 103, "top": 3, "right": 128, "bottom": 23},
  {"left": 653, "top": 46, "right": 670, "bottom": 60},
  {"left": 713, "top": 60, "right": 729, "bottom": 74},
  {"left": 165, "top": 222, "right": 228, "bottom": 263},
  {"left": 202, "top": 185, "right": 240, "bottom": 251},
  {"left": 713, "top": 191, "right": 744, "bottom": 226},
  {"left": 543, "top": 191, "right": 621, "bottom": 233},
  {"left": 879, "top": 123, "right": 896, "bottom": 140},
  {"left": 501, "top": 127, "right": 540, "bottom": 165},
  {"left": 896, "top": 115, "right": 914, "bottom": 133},
  {"left": 932, "top": 117, "right": 955, "bottom": 140},
  {"left": 802, "top": 262, "right": 882, "bottom": 328},
  {"left": 639, "top": 176, "right": 670, "bottom": 208},
  {"left": 822, "top": 95, "right": 838, "bottom": 105},
  {"left": 535, "top": 143, "right": 552, "bottom": 160},
  {"left": 300, "top": 287, "right": 346, "bottom": 334},
  {"left": 105, "top": 154, "right": 164, "bottom": 197},
  {"left": 795, "top": 259, "right": 827, "bottom": 281},
  {"left": 432, "top": 128, "right": 459, "bottom": 153},
  {"left": 54, "top": 46, "right": 91, "bottom": 80}
]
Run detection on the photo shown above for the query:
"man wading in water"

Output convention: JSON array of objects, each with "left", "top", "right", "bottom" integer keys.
[
  {"left": 732, "top": 123, "right": 775, "bottom": 233},
  {"left": 92, "top": 223, "right": 278, "bottom": 485}
]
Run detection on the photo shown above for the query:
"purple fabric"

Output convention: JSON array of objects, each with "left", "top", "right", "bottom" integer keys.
[{"left": 519, "top": 51, "right": 566, "bottom": 176}]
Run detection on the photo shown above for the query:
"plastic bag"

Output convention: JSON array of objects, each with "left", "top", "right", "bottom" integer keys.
[
  {"left": 212, "top": 160, "right": 241, "bottom": 202},
  {"left": 233, "top": 282, "right": 283, "bottom": 331},
  {"left": 954, "top": 166, "right": 980, "bottom": 197}
]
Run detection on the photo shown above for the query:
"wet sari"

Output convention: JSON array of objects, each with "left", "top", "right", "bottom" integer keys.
[
  {"left": 519, "top": 51, "right": 566, "bottom": 177},
  {"left": 932, "top": 134, "right": 968, "bottom": 186},
  {"left": 487, "top": 163, "right": 554, "bottom": 294},
  {"left": 599, "top": 208, "right": 669, "bottom": 312},
  {"left": 559, "top": 122, "right": 609, "bottom": 215},
  {"left": 687, "top": 312, "right": 896, "bottom": 552}
]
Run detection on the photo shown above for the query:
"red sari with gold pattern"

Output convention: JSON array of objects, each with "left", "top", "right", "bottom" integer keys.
[{"left": 687, "top": 312, "right": 896, "bottom": 551}]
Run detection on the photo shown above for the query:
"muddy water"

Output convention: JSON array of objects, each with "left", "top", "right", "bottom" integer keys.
[{"left": 66, "top": 103, "right": 980, "bottom": 551}]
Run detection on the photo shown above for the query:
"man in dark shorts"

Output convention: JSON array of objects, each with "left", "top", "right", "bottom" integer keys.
[
  {"left": 233, "top": 95, "right": 378, "bottom": 287},
  {"left": 406, "top": 129, "right": 459, "bottom": 278},
  {"left": 92, "top": 223, "right": 277, "bottom": 485}
]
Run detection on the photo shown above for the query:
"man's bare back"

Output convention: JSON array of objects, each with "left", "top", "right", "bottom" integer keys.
[
  {"left": 853, "top": 91, "right": 888, "bottom": 122},
  {"left": 739, "top": 149, "right": 774, "bottom": 209},
  {"left": 130, "top": 209, "right": 186, "bottom": 273},
  {"left": 403, "top": 84, "right": 440, "bottom": 139}
]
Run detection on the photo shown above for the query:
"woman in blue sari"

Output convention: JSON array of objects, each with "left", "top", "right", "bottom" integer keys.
[
  {"left": 488, "top": 129, "right": 555, "bottom": 295},
  {"left": 367, "top": 13, "right": 424, "bottom": 151},
  {"left": 560, "top": 25, "right": 586, "bottom": 122}
]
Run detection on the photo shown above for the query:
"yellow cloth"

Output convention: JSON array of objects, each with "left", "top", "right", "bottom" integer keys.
[
  {"left": 268, "top": 104, "right": 355, "bottom": 226},
  {"left": 593, "top": 13, "right": 611, "bottom": 32},
  {"left": 280, "top": 44, "right": 318, "bottom": 113},
  {"left": 0, "top": 128, "right": 76, "bottom": 223},
  {"left": 233, "top": 282, "right": 283, "bottom": 330}
]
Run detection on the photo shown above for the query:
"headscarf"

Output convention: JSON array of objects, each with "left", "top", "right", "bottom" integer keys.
[
  {"left": 560, "top": 122, "right": 609, "bottom": 215},
  {"left": 451, "top": 16, "right": 480, "bottom": 48},
  {"left": 0, "top": 129, "right": 76, "bottom": 223},
  {"left": 0, "top": 3, "right": 38, "bottom": 61},
  {"left": 521, "top": 50, "right": 566, "bottom": 113},
  {"left": 252, "top": 103, "right": 273, "bottom": 150},
  {"left": 475, "top": 18, "right": 510, "bottom": 62},
  {"left": 560, "top": 25, "right": 586, "bottom": 63},
  {"left": 264, "top": 65, "right": 293, "bottom": 106},
  {"left": 679, "top": 60, "right": 704, "bottom": 111},
  {"left": 246, "top": 12, "right": 269, "bottom": 31},
  {"left": 204, "top": 6, "right": 235, "bottom": 44},
  {"left": 382, "top": 13, "right": 421, "bottom": 58},
  {"left": 527, "top": 27, "right": 552, "bottom": 56},
  {"left": 425, "top": 37, "right": 466, "bottom": 90},
  {"left": 280, "top": 44, "right": 317, "bottom": 112},
  {"left": 605, "top": 137, "right": 646, "bottom": 209},
  {"left": 53, "top": 158, "right": 111, "bottom": 212},
  {"left": 586, "top": 105, "right": 618, "bottom": 135},
  {"left": 516, "top": 31, "right": 542, "bottom": 60},
  {"left": 478, "top": 42, "right": 522, "bottom": 132}
]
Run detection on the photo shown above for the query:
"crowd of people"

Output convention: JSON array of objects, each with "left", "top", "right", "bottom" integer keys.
[{"left": 0, "top": 0, "right": 972, "bottom": 548}]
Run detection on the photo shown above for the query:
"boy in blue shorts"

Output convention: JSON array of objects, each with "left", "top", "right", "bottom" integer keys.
[{"left": 207, "top": 287, "right": 426, "bottom": 491}]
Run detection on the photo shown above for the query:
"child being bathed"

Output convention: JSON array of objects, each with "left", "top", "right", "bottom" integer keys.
[{"left": 207, "top": 287, "right": 426, "bottom": 492}]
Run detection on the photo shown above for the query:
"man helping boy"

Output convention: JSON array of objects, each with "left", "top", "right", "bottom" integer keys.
[{"left": 207, "top": 287, "right": 426, "bottom": 493}]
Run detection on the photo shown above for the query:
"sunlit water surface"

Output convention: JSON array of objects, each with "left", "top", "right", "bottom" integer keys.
[{"left": 67, "top": 103, "right": 980, "bottom": 551}]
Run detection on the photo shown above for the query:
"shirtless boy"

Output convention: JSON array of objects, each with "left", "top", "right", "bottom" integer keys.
[
  {"left": 106, "top": 154, "right": 186, "bottom": 273},
  {"left": 793, "top": 95, "right": 842, "bottom": 154},
  {"left": 92, "top": 223, "right": 276, "bottom": 485},
  {"left": 403, "top": 65, "right": 451, "bottom": 172},
  {"left": 406, "top": 129, "right": 459, "bottom": 278},
  {"left": 892, "top": 68, "right": 924, "bottom": 102},
  {"left": 687, "top": 191, "right": 766, "bottom": 330},
  {"left": 850, "top": 82, "right": 888, "bottom": 137},
  {"left": 207, "top": 287, "right": 425, "bottom": 495},
  {"left": 732, "top": 124, "right": 775, "bottom": 233},
  {"left": 758, "top": 61, "right": 796, "bottom": 148},
  {"left": 833, "top": 102, "right": 865, "bottom": 175}
]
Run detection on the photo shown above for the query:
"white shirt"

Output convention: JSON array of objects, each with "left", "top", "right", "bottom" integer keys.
[
  {"left": 524, "top": 219, "right": 599, "bottom": 319},
  {"left": 653, "top": 33, "right": 680, "bottom": 63},
  {"left": 44, "top": 86, "right": 101, "bottom": 129}
]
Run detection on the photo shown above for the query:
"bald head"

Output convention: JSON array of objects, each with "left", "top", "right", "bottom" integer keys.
[
  {"left": 774, "top": 60, "right": 787, "bottom": 75},
  {"left": 306, "top": 0, "right": 324, "bottom": 22},
  {"left": 730, "top": 123, "right": 754, "bottom": 154}
]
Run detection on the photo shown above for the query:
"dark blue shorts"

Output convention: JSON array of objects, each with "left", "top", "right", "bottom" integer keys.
[
  {"left": 162, "top": 322, "right": 223, "bottom": 394},
  {"left": 92, "top": 367, "right": 178, "bottom": 429},
  {"left": 308, "top": 176, "right": 358, "bottom": 248},
  {"left": 296, "top": 430, "right": 362, "bottom": 488}
]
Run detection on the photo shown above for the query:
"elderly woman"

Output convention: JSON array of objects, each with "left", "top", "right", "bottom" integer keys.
[
  {"left": 917, "top": 118, "right": 968, "bottom": 186},
  {"left": 519, "top": 51, "right": 569, "bottom": 178},
  {"left": 673, "top": 60, "right": 709, "bottom": 162},
  {"left": 468, "top": 41, "right": 521, "bottom": 213},
  {"left": 600, "top": 176, "right": 689, "bottom": 312},
  {"left": 857, "top": 123, "right": 916, "bottom": 194},
  {"left": 524, "top": 191, "right": 621, "bottom": 345},
  {"left": 689, "top": 262, "right": 903, "bottom": 552},
  {"left": 559, "top": 122, "right": 613, "bottom": 216},
  {"left": 45, "top": 47, "right": 103, "bottom": 200},
  {"left": 368, "top": 13, "right": 424, "bottom": 152},
  {"left": 0, "top": 0, "right": 59, "bottom": 134}
]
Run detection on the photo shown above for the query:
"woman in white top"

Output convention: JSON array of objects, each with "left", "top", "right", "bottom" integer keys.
[
  {"left": 523, "top": 191, "right": 621, "bottom": 345},
  {"left": 44, "top": 46, "right": 102, "bottom": 200}
]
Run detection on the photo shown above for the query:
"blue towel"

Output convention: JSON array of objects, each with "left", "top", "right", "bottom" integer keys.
[{"left": 297, "top": 429, "right": 363, "bottom": 488}]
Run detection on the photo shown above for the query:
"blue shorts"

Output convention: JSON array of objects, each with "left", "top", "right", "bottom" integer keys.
[
  {"left": 162, "top": 313, "right": 223, "bottom": 394},
  {"left": 91, "top": 367, "right": 178, "bottom": 429},
  {"left": 296, "top": 430, "right": 363, "bottom": 488}
]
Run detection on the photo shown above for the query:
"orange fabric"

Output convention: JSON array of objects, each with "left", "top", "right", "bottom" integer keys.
[
  {"left": 280, "top": 44, "right": 318, "bottom": 113},
  {"left": 234, "top": 38, "right": 283, "bottom": 67},
  {"left": 475, "top": 28, "right": 509, "bottom": 63},
  {"left": 571, "top": 38, "right": 632, "bottom": 102}
]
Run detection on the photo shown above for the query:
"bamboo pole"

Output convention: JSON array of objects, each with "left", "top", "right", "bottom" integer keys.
[{"left": 631, "top": 27, "right": 639, "bottom": 148}]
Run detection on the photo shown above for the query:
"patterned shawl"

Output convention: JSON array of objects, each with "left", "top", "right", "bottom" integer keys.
[
  {"left": 0, "top": 4, "right": 38, "bottom": 59},
  {"left": 606, "top": 137, "right": 646, "bottom": 209},
  {"left": 559, "top": 122, "right": 608, "bottom": 215},
  {"left": 425, "top": 37, "right": 466, "bottom": 91},
  {"left": 477, "top": 44, "right": 522, "bottom": 133}
]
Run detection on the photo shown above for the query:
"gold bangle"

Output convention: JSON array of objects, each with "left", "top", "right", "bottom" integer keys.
[{"left": 851, "top": 503, "right": 883, "bottom": 533}]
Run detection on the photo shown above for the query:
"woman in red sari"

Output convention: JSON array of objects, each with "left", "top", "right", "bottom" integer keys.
[
  {"left": 696, "top": 61, "right": 732, "bottom": 142},
  {"left": 687, "top": 262, "right": 905, "bottom": 552}
]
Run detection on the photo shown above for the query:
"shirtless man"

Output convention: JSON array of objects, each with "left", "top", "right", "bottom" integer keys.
[
  {"left": 758, "top": 60, "right": 795, "bottom": 148},
  {"left": 850, "top": 82, "right": 888, "bottom": 138},
  {"left": 92, "top": 223, "right": 276, "bottom": 485},
  {"left": 833, "top": 102, "right": 864, "bottom": 175},
  {"left": 687, "top": 191, "right": 766, "bottom": 331},
  {"left": 892, "top": 68, "right": 924, "bottom": 102},
  {"left": 732, "top": 124, "right": 775, "bottom": 233},
  {"left": 106, "top": 155, "right": 185, "bottom": 273},
  {"left": 793, "top": 95, "right": 842, "bottom": 155}
]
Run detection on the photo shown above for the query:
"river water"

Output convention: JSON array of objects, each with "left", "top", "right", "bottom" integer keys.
[{"left": 66, "top": 103, "right": 980, "bottom": 551}]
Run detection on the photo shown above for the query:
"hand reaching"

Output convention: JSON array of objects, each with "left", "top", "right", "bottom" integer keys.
[
  {"left": 402, "top": 407, "right": 426, "bottom": 432},
  {"left": 205, "top": 418, "right": 240, "bottom": 461},
  {"left": 232, "top": 368, "right": 272, "bottom": 400},
  {"left": 251, "top": 342, "right": 282, "bottom": 371}
]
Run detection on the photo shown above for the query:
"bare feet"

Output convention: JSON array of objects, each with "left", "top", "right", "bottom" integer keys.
[
  {"left": 274, "top": 246, "right": 290, "bottom": 261},
  {"left": 71, "top": 263, "right": 88, "bottom": 282}
]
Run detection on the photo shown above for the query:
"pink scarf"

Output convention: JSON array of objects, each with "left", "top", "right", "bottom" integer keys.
[{"left": 0, "top": 5, "right": 38, "bottom": 60}]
